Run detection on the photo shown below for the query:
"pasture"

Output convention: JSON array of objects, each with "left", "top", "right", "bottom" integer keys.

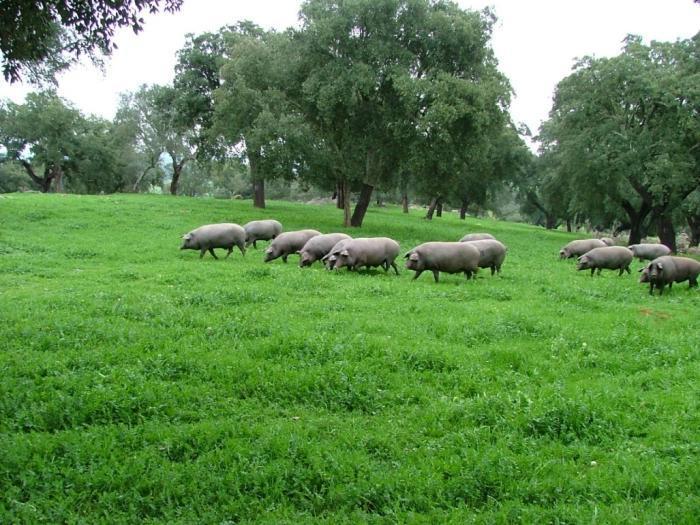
[{"left": 0, "top": 193, "right": 698, "bottom": 523}]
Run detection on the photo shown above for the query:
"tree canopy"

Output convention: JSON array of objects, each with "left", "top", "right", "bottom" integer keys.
[{"left": 1, "top": 0, "right": 182, "bottom": 83}]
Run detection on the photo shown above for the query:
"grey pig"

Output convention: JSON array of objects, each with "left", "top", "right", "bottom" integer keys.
[
  {"left": 299, "top": 233, "right": 351, "bottom": 267},
  {"left": 405, "top": 242, "right": 480, "bottom": 283},
  {"left": 243, "top": 219, "right": 283, "bottom": 248},
  {"left": 600, "top": 237, "right": 615, "bottom": 246},
  {"left": 639, "top": 255, "right": 700, "bottom": 295},
  {"left": 628, "top": 243, "right": 671, "bottom": 262},
  {"left": 461, "top": 238, "right": 507, "bottom": 275},
  {"left": 459, "top": 232, "right": 495, "bottom": 242},
  {"left": 334, "top": 237, "right": 400, "bottom": 274},
  {"left": 559, "top": 239, "right": 607, "bottom": 259},
  {"left": 322, "top": 238, "right": 353, "bottom": 270},
  {"left": 576, "top": 246, "right": 633, "bottom": 276},
  {"left": 181, "top": 223, "right": 246, "bottom": 259},
  {"left": 264, "top": 229, "right": 321, "bottom": 263}
]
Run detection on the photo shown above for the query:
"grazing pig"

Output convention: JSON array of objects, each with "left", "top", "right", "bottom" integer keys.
[
  {"left": 181, "top": 223, "right": 246, "bottom": 259},
  {"left": 576, "top": 246, "right": 634, "bottom": 276},
  {"left": 459, "top": 233, "right": 495, "bottom": 242},
  {"left": 461, "top": 239, "right": 507, "bottom": 275},
  {"left": 640, "top": 255, "right": 700, "bottom": 295},
  {"left": 322, "top": 238, "right": 353, "bottom": 270},
  {"left": 559, "top": 239, "right": 607, "bottom": 259},
  {"left": 404, "top": 242, "right": 480, "bottom": 283},
  {"left": 600, "top": 237, "right": 616, "bottom": 246},
  {"left": 628, "top": 243, "right": 672, "bottom": 262},
  {"left": 334, "top": 237, "right": 400, "bottom": 274},
  {"left": 264, "top": 229, "right": 321, "bottom": 263},
  {"left": 299, "top": 233, "right": 351, "bottom": 267},
  {"left": 243, "top": 219, "right": 283, "bottom": 248}
]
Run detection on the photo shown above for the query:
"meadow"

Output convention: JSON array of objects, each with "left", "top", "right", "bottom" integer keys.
[{"left": 0, "top": 193, "right": 698, "bottom": 524}]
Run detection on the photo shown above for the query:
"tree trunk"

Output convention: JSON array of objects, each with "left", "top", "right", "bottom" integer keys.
[
  {"left": 545, "top": 213, "right": 558, "bottom": 230},
  {"left": 656, "top": 211, "right": 677, "bottom": 253},
  {"left": 335, "top": 181, "right": 345, "bottom": 209},
  {"left": 566, "top": 218, "right": 572, "bottom": 232},
  {"left": 425, "top": 196, "right": 441, "bottom": 220},
  {"left": 20, "top": 160, "right": 51, "bottom": 192},
  {"left": 688, "top": 215, "right": 700, "bottom": 247},
  {"left": 169, "top": 155, "right": 187, "bottom": 196},
  {"left": 622, "top": 199, "right": 653, "bottom": 245},
  {"left": 338, "top": 178, "right": 351, "bottom": 227},
  {"left": 459, "top": 199, "right": 468, "bottom": 220},
  {"left": 436, "top": 201, "right": 443, "bottom": 217},
  {"left": 402, "top": 193, "right": 409, "bottom": 214},
  {"left": 169, "top": 166, "right": 180, "bottom": 195},
  {"left": 253, "top": 178, "right": 266, "bottom": 209},
  {"left": 376, "top": 194, "right": 384, "bottom": 207},
  {"left": 52, "top": 167, "right": 64, "bottom": 193},
  {"left": 350, "top": 183, "right": 373, "bottom": 227},
  {"left": 132, "top": 166, "right": 153, "bottom": 193}
]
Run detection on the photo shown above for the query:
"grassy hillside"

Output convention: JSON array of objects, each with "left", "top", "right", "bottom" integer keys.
[{"left": 1, "top": 193, "right": 698, "bottom": 523}]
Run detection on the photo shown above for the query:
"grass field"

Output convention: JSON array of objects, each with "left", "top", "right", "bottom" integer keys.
[{"left": 1, "top": 193, "right": 698, "bottom": 523}]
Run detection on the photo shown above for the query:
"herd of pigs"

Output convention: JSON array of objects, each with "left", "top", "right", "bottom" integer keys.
[{"left": 180, "top": 220, "right": 700, "bottom": 296}]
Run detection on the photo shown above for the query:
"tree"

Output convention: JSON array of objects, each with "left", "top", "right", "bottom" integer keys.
[
  {"left": 214, "top": 23, "right": 303, "bottom": 208},
  {"left": 1, "top": 0, "right": 182, "bottom": 84},
  {"left": 0, "top": 91, "right": 82, "bottom": 192},
  {"left": 119, "top": 84, "right": 196, "bottom": 195},
  {"left": 295, "top": 0, "right": 509, "bottom": 227},
  {"left": 540, "top": 34, "right": 700, "bottom": 248}
]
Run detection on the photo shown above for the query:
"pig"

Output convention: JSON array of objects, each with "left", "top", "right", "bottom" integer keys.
[
  {"left": 576, "top": 246, "right": 634, "bottom": 276},
  {"left": 628, "top": 243, "right": 672, "bottom": 262},
  {"left": 600, "top": 237, "right": 616, "bottom": 246},
  {"left": 459, "top": 233, "right": 495, "bottom": 242},
  {"left": 333, "top": 237, "right": 400, "bottom": 274},
  {"left": 559, "top": 239, "right": 607, "bottom": 259},
  {"left": 321, "top": 238, "right": 353, "bottom": 270},
  {"left": 243, "top": 219, "right": 283, "bottom": 248},
  {"left": 264, "top": 229, "right": 321, "bottom": 263},
  {"left": 298, "top": 233, "right": 351, "bottom": 267},
  {"left": 461, "top": 238, "right": 507, "bottom": 275},
  {"left": 639, "top": 255, "right": 700, "bottom": 295},
  {"left": 180, "top": 223, "right": 246, "bottom": 259},
  {"left": 404, "top": 242, "right": 481, "bottom": 283}
]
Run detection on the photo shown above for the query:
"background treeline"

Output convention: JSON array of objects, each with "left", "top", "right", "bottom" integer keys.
[{"left": 0, "top": 0, "right": 698, "bottom": 240}]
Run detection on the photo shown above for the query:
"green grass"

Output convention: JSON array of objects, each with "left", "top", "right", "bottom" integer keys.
[{"left": 1, "top": 193, "right": 698, "bottom": 523}]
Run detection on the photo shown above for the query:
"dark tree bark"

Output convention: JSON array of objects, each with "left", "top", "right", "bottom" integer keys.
[
  {"left": 18, "top": 159, "right": 52, "bottom": 192},
  {"left": 566, "top": 218, "right": 572, "bottom": 232},
  {"left": 545, "top": 213, "right": 558, "bottom": 230},
  {"left": 350, "top": 183, "right": 373, "bottom": 227},
  {"left": 436, "top": 201, "right": 443, "bottom": 217},
  {"left": 425, "top": 196, "right": 442, "bottom": 220},
  {"left": 655, "top": 210, "right": 677, "bottom": 253},
  {"left": 253, "top": 178, "right": 265, "bottom": 209},
  {"left": 169, "top": 154, "right": 189, "bottom": 196},
  {"left": 688, "top": 215, "right": 700, "bottom": 247},
  {"left": 340, "top": 178, "right": 351, "bottom": 227},
  {"left": 335, "top": 180, "right": 345, "bottom": 209},
  {"left": 459, "top": 199, "right": 468, "bottom": 220},
  {"left": 621, "top": 198, "right": 653, "bottom": 245},
  {"left": 402, "top": 193, "right": 409, "bottom": 214}
]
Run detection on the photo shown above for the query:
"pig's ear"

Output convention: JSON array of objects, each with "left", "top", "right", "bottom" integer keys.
[
  {"left": 403, "top": 251, "right": 411, "bottom": 259},
  {"left": 409, "top": 252, "right": 419, "bottom": 261},
  {"left": 656, "top": 263, "right": 663, "bottom": 270},
  {"left": 182, "top": 233, "right": 192, "bottom": 240},
  {"left": 638, "top": 267, "right": 645, "bottom": 272},
  {"left": 340, "top": 249, "right": 349, "bottom": 256},
  {"left": 295, "top": 250, "right": 301, "bottom": 254}
]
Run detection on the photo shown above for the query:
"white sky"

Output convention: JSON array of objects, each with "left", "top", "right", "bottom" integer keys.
[{"left": 1, "top": 0, "right": 699, "bottom": 147}]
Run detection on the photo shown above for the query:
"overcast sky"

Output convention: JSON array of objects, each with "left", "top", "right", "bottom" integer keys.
[{"left": 2, "top": 0, "right": 699, "bottom": 147}]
